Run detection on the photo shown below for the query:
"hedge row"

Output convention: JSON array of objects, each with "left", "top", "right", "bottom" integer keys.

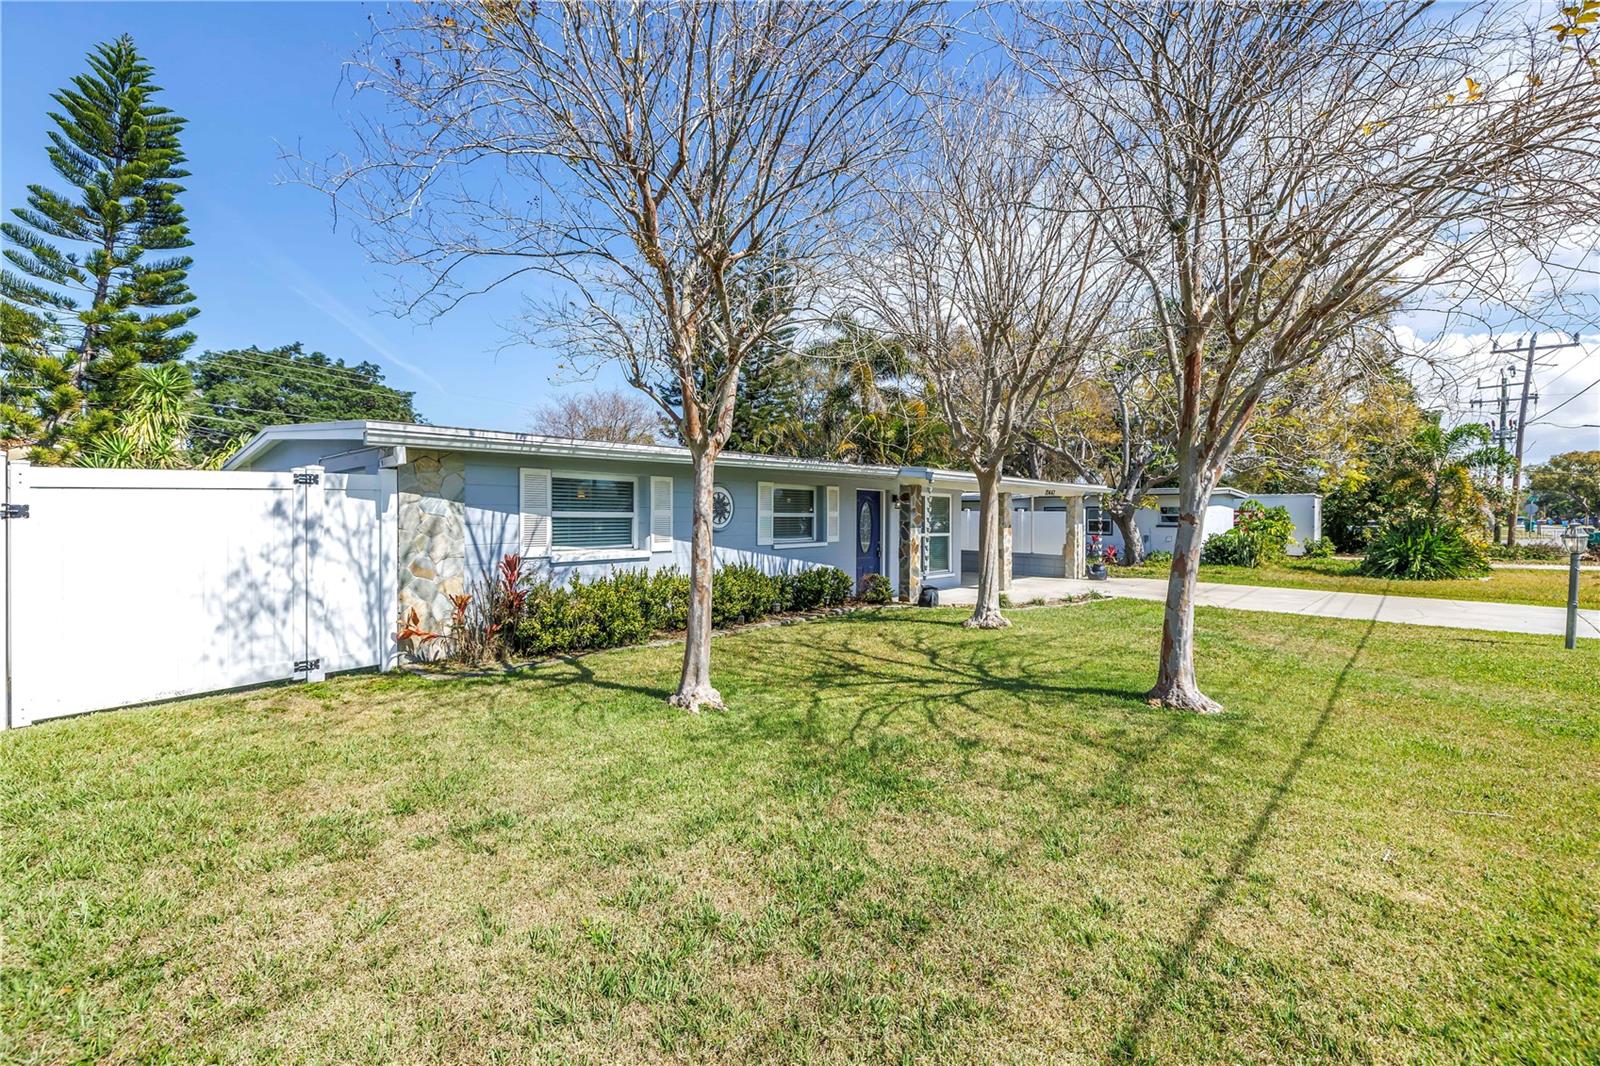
[{"left": 511, "top": 564, "right": 854, "bottom": 658}]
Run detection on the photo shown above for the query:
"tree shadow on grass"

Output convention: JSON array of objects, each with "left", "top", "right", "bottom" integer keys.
[
  {"left": 1105, "top": 610, "right": 1382, "bottom": 1064},
  {"left": 736, "top": 603, "right": 1324, "bottom": 778},
  {"left": 732, "top": 624, "right": 1154, "bottom": 770}
]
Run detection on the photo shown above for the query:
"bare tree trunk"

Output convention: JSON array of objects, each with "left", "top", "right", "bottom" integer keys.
[
  {"left": 1109, "top": 504, "right": 1143, "bottom": 565},
  {"left": 966, "top": 464, "right": 1010, "bottom": 629},
  {"left": 1147, "top": 477, "right": 1222, "bottom": 714},
  {"left": 670, "top": 448, "right": 724, "bottom": 712}
]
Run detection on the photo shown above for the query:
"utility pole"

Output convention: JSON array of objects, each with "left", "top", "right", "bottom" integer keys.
[
  {"left": 1471, "top": 362, "right": 1519, "bottom": 542},
  {"left": 1487, "top": 334, "right": 1579, "bottom": 549}
]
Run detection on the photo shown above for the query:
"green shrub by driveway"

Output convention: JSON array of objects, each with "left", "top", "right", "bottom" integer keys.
[
  {"left": 3, "top": 601, "right": 1595, "bottom": 1063},
  {"left": 1360, "top": 517, "right": 1491, "bottom": 580},
  {"left": 1201, "top": 500, "right": 1296, "bottom": 567}
]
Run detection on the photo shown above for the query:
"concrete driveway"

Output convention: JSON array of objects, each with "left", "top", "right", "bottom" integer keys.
[{"left": 942, "top": 575, "right": 1600, "bottom": 640}]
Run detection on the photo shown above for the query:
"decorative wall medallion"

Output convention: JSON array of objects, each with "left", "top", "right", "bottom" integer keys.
[{"left": 711, "top": 484, "right": 735, "bottom": 531}]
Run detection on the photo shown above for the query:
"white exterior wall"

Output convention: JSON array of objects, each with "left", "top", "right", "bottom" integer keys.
[
  {"left": 1245, "top": 493, "right": 1323, "bottom": 555},
  {"left": 1130, "top": 501, "right": 1239, "bottom": 555},
  {"left": 963, "top": 507, "right": 1069, "bottom": 576}
]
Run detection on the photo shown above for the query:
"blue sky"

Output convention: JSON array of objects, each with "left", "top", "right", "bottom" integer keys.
[
  {"left": 3, "top": 2, "right": 1595, "bottom": 460},
  {"left": 1, "top": 0, "right": 594, "bottom": 431}
]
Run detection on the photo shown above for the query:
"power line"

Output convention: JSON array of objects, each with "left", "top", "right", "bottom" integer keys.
[
  {"left": 200, "top": 349, "right": 389, "bottom": 382},
  {"left": 1531, "top": 377, "right": 1600, "bottom": 424},
  {"left": 198, "top": 348, "right": 545, "bottom": 417},
  {"left": 1539, "top": 353, "right": 1593, "bottom": 392},
  {"left": 1489, "top": 334, "right": 1579, "bottom": 549},
  {"left": 199, "top": 352, "right": 402, "bottom": 393},
  {"left": 189, "top": 412, "right": 268, "bottom": 429}
]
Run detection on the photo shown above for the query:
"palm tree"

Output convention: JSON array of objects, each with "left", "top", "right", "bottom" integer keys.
[
  {"left": 1391, "top": 420, "right": 1509, "bottom": 523},
  {"left": 79, "top": 363, "right": 239, "bottom": 469}
]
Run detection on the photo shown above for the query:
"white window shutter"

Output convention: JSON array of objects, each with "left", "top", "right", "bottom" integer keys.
[
  {"left": 757, "top": 482, "right": 774, "bottom": 545},
  {"left": 650, "top": 476, "right": 674, "bottom": 551},
  {"left": 520, "top": 467, "right": 551, "bottom": 557},
  {"left": 826, "top": 485, "right": 840, "bottom": 543}
]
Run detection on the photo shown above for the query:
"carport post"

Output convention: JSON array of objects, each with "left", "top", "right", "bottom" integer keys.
[
  {"left": 998, "top": 491, "right": 1013, "bottom": 592},
  {"left": 897, "top": 482, "right": 926, "bottom": 603}
]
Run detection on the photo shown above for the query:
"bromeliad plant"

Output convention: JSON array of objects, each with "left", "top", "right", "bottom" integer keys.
[{"left": 397, "top": 607, "right": 445, "bottom": 659}]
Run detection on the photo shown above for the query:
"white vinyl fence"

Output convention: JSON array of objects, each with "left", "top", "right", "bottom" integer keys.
[
  {"left": 962, "top": 507, "right": 1068, "bottom": 557},
  {"left": 2, "top": 458, "right": 396, "bottom": 728}
]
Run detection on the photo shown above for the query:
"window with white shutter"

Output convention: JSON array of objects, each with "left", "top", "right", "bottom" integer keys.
[
  {"left": 825, "top": 486, "right": 840, "bottom": 543},
  {"left": 550, "top": 474, "right": 636, "bottom": 549},
  {"left": 650, "top": 476, "right": 674, "bottom": 551},
  {"left": 771, "top": 485, "right": 817, "bottom": 543},
  {"left": 520, "top": 468, "right": 552, "bottom": 557}
]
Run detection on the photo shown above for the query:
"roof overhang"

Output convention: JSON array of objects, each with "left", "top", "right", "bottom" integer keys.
[
  {"left": 903, "top": 467, "right": 1109, "bottom": 497},
  {"left": 224, "top": 420, "right": 367, "bottom": 470},
  {"left": 226, "top": 421, "right": 1106, "bottom": 496},
  {"left": 1149, "top": 485, "right": 1252, "bottom": 500}
]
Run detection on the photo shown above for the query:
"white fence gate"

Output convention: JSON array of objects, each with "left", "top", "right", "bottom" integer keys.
[{"left": 2, "top": 458, "right": 397, "bottom": 728}]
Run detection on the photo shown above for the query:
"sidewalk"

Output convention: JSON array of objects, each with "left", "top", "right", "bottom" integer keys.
[
  {"left": 1489, "top": 561, "right": 1597, "bottom": 571},
  {"left": 942, "top": 575, "right": 1600, "bottom": 640}
]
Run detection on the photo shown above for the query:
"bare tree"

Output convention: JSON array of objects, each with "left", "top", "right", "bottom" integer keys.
[
  {"left": 529, "top": 388, "right": 661, "bottom": 445},
  {"left": 1024, "top": 0, "right": 1600, "bottom": 711},
  {"left": 305, "top": 1, "right": 938, "bottom": 711},
  {"left": 1031, "top": 347, "right": 1178, "bottom": 566},
  {"left": 854, "top": 78, "right": 1130, "bottom": 627}
]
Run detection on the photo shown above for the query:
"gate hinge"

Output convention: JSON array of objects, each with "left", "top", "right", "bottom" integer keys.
[
  {"left": 294, "top": 658, "right": 322, "bottom": 673},
  {"left": 0, "top": 503, "right": 28, "bottom": 519},
  {"left": 293, "top": 472, "right": 320, "bottom": 485}
]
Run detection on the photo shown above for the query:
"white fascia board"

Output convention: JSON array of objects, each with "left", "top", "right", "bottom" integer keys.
[
  {"left": 357, "top": 421, "right": 905, "bottom": 480},
  {"left": 1149, "top": 485, "right": 1251, "bottom": 500},
  {"left": 900, "top": 465, "right": 1110, "bottom": 497},
  {"left": 223, "top": 421, "right": 367, "bottom": 470},
  {"left": 230, "top": 419, "right": 1111, "bottom": 493}
]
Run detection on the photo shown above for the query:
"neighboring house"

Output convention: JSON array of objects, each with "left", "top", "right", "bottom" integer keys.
[
  {"left": 967, "top": 486, "right": 1323, "bottom": 576},
  {"left": 228, "top": 421, "right": 1107, "bottom": 633},
  {"left": 1091, "top": 487, "right": 1323, "bottom": 557}
]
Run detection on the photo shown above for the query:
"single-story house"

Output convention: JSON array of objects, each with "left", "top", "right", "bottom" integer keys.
[
  {"left": 227, "top": 421, "right": 1108, "bottom": 632},
  {"left": 964, "top": 486, "right": 1323, "bottom": 577}
]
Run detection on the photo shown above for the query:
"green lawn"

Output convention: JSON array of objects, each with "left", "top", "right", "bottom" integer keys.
[
  {"left": 3, "top": 602, "right": 1596, "bottom": 1064},
  {"left": 1112, "top": 554, "right": 1600, "bottom": 609}
]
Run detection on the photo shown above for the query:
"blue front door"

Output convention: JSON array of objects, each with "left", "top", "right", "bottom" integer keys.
[{"left": 855, "top": 490, "right": 882, "bottom": 590}]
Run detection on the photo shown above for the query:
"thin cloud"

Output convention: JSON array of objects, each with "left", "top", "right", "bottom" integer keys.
[{"left": 223, "top": 204, "right": 447, "bottom": 393}]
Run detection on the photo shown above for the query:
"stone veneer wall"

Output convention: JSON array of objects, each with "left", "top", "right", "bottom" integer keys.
[
  {"left": 396, "top": 450, "right": 468, "bottom": 635},
  {"left": 897, "top": 485, "right": 925, "bottom": 603}
]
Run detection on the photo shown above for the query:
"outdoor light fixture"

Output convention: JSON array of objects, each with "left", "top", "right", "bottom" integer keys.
[{"left": 1560, "top": 525, "right": 1590, "bottom": 650}]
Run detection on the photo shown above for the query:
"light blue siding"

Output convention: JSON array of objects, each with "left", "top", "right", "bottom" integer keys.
[
  {"left": 250, "top": 439, "right": 380, "bottom": 473},
  {"left": 458, "top": 453, "right": 894, "bottom": 587},
  {"left": 464, "top": 461, "right": 521, "bottom": 576},
  {"left": 237, "top": 435, "right": 962, "bottom": 594}
]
